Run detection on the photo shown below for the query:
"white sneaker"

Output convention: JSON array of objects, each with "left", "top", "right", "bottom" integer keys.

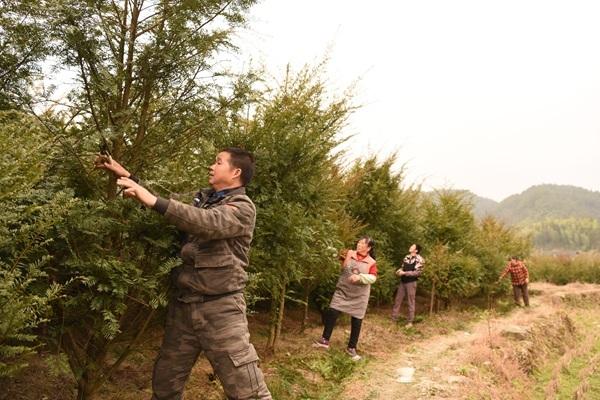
[{"left": 346, "top": 347, "right": 362, "bottom": 361}]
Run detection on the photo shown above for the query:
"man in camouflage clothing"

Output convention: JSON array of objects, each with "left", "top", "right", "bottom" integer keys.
[{"left": 97, "top": 147, "right": 271, "bottom": 399}]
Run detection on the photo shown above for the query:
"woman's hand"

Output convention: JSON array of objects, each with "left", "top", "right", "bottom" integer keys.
[
  {"left": 348, "top": 274, "right": 361, "bottom": 284},
  {"left": 338, "top": 248, "right": 350, "bottom": 261},
  {"left": 94, "top": 154, "right": 131, "bottom": 178},
  {"left": 395, "top": 269, "right": 405, "bottom": 277},
  {"left": 116, "top": 177, "right": 157, "bottom": 207}
]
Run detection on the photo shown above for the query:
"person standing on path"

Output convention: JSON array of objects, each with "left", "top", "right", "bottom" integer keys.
[
  {"left": 96, "top": 148, "right": 271, "bottom": 400},
  {"left": 391, "top": 244, "right": 425, "bottom": 328},
  {"left": 499, "top": 256, "right": 530, "bottom": 307},
  {"left": 313, "top": 236, "right": 378, "bottom": 361}
]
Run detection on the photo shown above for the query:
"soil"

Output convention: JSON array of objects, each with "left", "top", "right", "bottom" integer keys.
[{"left": 338, "top": 282, "right": 600, "bottom": 400}]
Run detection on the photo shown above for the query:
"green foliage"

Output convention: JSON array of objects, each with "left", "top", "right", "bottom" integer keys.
[
  {"left": 368, "top": 256, "right": 399, "bottom": 305},
  {"left": 0, "top": 267, "right": 60, "bottom": 377},
  {"left": 0, "top": 0, "right": 49, "bottom": 109},
  {"left": 0, "top": 1, "right": 258, "bottom": 395},
  {"left": 0, "top": 111, "right": 49, "bottom": 201},
  {"left": 37, "top": 0, "right": 257, "bottom": 170},
  {"left": 528, "top": 252, "right": 600, "bottom": 284},
  {"left": 422, "top": 190, "right": 477, "bottom": 253},
  {"left": 343, "top": 156, "right": 421, "bottom": 261},
  {"left": 306, "top": 350, "right": 358, "bottom": 382},
  {"left": 341, "top": 155, "right": 421, "bottom": 303},
  {"left": 419, "top": 191, "right": 477, "bottom": 306},
  {"left": 0, "top": 111, "right": 63, "bottom": 377},
  {"left": 236, "top": 65, "right": 353, "bottom": 349},
  {"left": 523, "top": 218, "right": 600, "bottom": 252},
  {"left": 473, "top": 217, "right": 531, "bottom": 296},
  {"left": 420, "top": 244, "right": 481, "bottom": 305},
  {"left": 419, "top": 192, "right": 529, "bottom": 306},
  {"left": 269, "top": 350, "right": 358, "bottom": 400}
]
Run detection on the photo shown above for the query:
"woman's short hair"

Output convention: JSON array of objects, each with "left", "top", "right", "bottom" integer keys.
[{"left": 358, "top": 236, "right": 376, "bottom": 259}]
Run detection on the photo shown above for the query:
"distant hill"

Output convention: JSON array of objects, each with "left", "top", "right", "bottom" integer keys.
[
  {"left": 425, "top": 190, "right": 501, "bottom": 218},
  {"left": 462, "top": 184, "right": 600, "bottom": 251},
  {"left": 470, "top": 185, "right": 600, "bottom": 225},
  {"left": 461, "top": 192, "right": 500, "bottom": 219}
]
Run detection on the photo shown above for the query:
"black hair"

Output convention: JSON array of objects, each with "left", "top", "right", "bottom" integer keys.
[
  {"left": 358, "top": 236, "right": 376, "bottom": 260},
  {"left": 413, "top": 243, "right": 422, "bottom": 254},
  {"left": 221, "top": 147, "right": 255, "bottom": 186}
]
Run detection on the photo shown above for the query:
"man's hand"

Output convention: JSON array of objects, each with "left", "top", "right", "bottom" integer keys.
[
  {"left": 348, "top": 274, "right": 361, "bottom": 284},
  {"left": 525, "top": 278, "right": 529, "bottom": 284},
  {"left": 116, "top": 177, "right": 157, "bottom": 208},
  {"left": 94, "top": 154, "right": 131, "bottom": 178},
  {"left": 395, "top": 269, "right": 405, "bottom": 277}
]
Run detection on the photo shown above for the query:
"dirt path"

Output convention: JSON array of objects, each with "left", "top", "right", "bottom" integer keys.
[{"left": 340, "top": 282, "right": 600, "bottom": 400}]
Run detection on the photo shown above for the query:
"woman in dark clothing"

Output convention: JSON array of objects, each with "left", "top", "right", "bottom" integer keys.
[{"left": 391, "top": 244, "right": 425, "bottom": 327}]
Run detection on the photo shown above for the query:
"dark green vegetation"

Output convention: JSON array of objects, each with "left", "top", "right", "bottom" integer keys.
[{"left": 465, "top": 185, "right": 600, "bottom": 251}]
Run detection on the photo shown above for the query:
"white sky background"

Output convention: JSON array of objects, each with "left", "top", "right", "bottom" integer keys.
[{"left": 228, "top": 0, "right": 600, "bottom": 201}]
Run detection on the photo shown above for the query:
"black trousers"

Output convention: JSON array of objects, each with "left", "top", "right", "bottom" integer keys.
[{"left": 321, "top": 308, "right": 363, "bottom": 349}]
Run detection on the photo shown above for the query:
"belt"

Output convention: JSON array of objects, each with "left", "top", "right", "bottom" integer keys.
[{"left": 177, "top": 289, "right": 243, "bottom": 304}]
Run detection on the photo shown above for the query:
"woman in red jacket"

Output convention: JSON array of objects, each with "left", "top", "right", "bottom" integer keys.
[{"left": 313, "top": 236, "right": 377, "bottom": 361}]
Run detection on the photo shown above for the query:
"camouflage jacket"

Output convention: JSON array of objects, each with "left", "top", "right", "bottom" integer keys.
[{"left": 154, "top": 186, "right": 256, "bottom": 296}]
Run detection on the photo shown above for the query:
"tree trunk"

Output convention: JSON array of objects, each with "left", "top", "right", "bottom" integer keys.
[
  {"left": 274, "top": 283, "right": 286, "bottom": 346},
  {"left": 76, "top": 371, "right": 99, "bottom": 400},
  {"left": 266, "top": 300, "right": 276, "bottom": 352},
  {"left": 429, "top": 282, "right": 436, "bottom": 315},
  {"left": 300, "top": 281, "right": 310, "bottom": 333},
  {"left": 266, "top": 281, "right": 286, "bottom": 353},
  {"left": 69, "top": 337, "right": 106, "bottom": 400}
]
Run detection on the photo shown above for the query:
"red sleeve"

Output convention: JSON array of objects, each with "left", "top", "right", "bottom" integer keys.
[{"left": 368, "top": 263, "right": 378, "bottom": 276}]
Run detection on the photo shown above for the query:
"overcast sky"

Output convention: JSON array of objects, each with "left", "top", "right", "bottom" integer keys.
[{"left": 228, "top": 0, "right": 600, "bottom": 201}]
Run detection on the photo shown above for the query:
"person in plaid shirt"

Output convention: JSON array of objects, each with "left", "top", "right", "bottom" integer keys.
[{"left": 499, "top": 256, "right": 530, "bottom": 307}]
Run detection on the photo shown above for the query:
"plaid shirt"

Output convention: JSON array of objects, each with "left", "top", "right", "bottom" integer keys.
[{"left": 500, "top": 261, "right": 529, "bottom": 285}]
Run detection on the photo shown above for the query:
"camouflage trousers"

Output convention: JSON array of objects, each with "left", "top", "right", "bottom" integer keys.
[{"left": 151, "top": 292, "right": 272, "bottom": 400}]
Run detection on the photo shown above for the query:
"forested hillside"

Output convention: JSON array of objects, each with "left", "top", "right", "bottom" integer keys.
[
  {"left": 496, "top": 185, "right": 600, "bottom": 224},
  {"left": 464, "top": 185, "right": 600, "bottom": 251}
]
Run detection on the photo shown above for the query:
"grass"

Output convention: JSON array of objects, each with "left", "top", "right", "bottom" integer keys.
[
  {"left": 268, "top": 349, "right": 361, "bottom": 400},
  {"left": 529, "top": 251, "right": 600, "bottom": 285},
  {"left": 529, "top": 308, "right": 600, "bottom": 400},
  {"left": 585, "top": 364, "right": 600, "bottom": 399}
]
